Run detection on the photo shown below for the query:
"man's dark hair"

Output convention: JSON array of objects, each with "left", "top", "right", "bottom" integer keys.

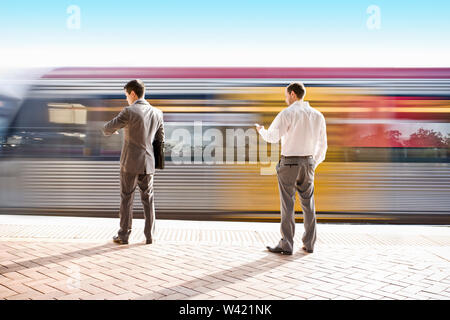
[
  {"left": 287, "top": 82, "right": 306, "bottom": 100},
  {"left": 124, "top": 79, "right": 145, "bottom": 98}
]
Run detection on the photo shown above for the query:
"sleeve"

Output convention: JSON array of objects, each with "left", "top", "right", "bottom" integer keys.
[
  {"left": 102, "top": 107, "right": 129, "bottom": 137},
  {"left": 313, "top": 115, "right": 328, "bottom": 170},
  {"left": 258, "top": 111, "right": 288, "bottom": 143},
  {"left": 154, "top": 111, "right": 165, "bottom": 142}
]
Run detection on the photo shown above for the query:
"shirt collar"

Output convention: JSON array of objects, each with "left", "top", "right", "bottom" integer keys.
[
  {"left": 134, "top": 98, "right": 146, "bottom": 104},
  {"left": 290, "top": 100, "right": 308, "bottom": 108}
]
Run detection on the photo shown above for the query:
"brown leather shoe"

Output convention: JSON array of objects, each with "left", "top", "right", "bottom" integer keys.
[
  {"left": 113, "top": 234, "right": 128, "bottom": 245},
  {"left": 266, "top": 246, "right": 292, "bottom": 255}
]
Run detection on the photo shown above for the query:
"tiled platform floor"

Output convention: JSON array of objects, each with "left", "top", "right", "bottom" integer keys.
[{"left": 0, "top": 215, "right": 449, "bottom": 300}]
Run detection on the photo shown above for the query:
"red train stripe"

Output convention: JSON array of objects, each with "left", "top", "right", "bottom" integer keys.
[{"left": 42, "top": 67, "right": 450, "bottom": 79}]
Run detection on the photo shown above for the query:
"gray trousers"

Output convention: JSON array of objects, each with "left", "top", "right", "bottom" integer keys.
[
  {"left": 276, "top": 155, "right": 317, "bottom": 252},
  {"left": 118, "top": 169, "right": 155, "bottom": 241}
]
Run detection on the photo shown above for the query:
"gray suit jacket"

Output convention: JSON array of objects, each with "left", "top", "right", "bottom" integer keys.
[{"left": 102, "top": 99, "right": 164, "bottom": 174}]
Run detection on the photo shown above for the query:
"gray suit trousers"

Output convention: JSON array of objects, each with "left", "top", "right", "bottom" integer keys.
[
  {"left": 118, "top": 169, "right": 155, "bottom": 241},
  {"left": 276, "top": 155, "right": 317, "bottom": 252}
]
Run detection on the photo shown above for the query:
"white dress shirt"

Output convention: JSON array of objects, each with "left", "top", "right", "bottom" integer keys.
[{"left": 258, "top": 100, "right": 327, "bottom": 169}]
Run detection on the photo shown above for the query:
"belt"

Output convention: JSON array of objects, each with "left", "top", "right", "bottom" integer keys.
[{"left": 281, "top": 155, "right": 312, "bottom": 159}]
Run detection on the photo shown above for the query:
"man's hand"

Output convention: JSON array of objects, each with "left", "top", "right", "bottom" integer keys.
[
  {"left": 255, "top": 123, "right": 263, "bottom": 132},
  {"left": 101, "top": 127, "right": 119, "bottom": 137}
]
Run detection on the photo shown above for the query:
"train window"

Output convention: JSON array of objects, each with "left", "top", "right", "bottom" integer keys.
[
  {"left": 2, "top": 93, "right": 448, "bottom": 164},
  {"left": 341, "top": 123, "right": 450, "bottom": 163},
  {"left": 2, "top": 98, "right": 88, "bottom": 158},
  {"left": 48, "top": 103, "right": 87, "bottom": 125}
]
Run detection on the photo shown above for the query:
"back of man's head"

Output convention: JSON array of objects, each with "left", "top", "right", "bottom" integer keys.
[
  {"left": 124, "top": 79, "right": 145, "bottom": 98},
  {"left": 287, "top": 82, "right": 306, "bottom": 100}
]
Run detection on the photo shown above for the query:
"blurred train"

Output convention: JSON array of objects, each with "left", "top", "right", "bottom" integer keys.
[{"left": 0, "top": 67, "right": 449, "bottom": 223}]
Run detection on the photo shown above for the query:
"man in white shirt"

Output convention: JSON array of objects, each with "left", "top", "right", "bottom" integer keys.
[{"left": 256, "top": 82, "right": 327, "bottom": 255}]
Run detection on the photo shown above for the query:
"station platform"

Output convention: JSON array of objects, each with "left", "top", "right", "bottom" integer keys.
[{"left": 0, "top": 214, "right": 449, "bottom": 300}]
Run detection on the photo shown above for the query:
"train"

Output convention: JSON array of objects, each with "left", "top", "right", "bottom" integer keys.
[{"left": 0, "top": 67, "right": 449, "bottom": 223}]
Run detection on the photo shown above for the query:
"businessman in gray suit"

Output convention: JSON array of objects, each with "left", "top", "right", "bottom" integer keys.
[{"left": 102, "top": 79, "right": 165, "bottom": 245}]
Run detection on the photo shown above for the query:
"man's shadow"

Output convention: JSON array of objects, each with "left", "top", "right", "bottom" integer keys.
[
  {"left": 136, "top": 249, "right": 308, "bottom": 300},
  {"left": 0, "top": 242, "right": 145, "bottom": 274}
]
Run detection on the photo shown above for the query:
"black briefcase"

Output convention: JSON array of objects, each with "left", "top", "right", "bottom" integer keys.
[{"left": 152, "top": 140, "right": 165, "bottom": 169}]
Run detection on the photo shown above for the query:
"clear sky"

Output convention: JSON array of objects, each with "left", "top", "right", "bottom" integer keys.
[{"left": 0, "top": 0, "right": 449, "bottom": 68}]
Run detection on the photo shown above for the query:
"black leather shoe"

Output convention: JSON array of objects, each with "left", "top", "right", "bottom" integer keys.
[
  {"left": 266, "top": 246, "right": 292, "bottom": 255},
  {"left": 113, "top": 234, "right": 128, "bottom": 245},
  {"left": 145, "top": 239, "right": 152, "bottom": 244},
  {"left": 302, "top": 246, "right": 313, "bottom": 253}
]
